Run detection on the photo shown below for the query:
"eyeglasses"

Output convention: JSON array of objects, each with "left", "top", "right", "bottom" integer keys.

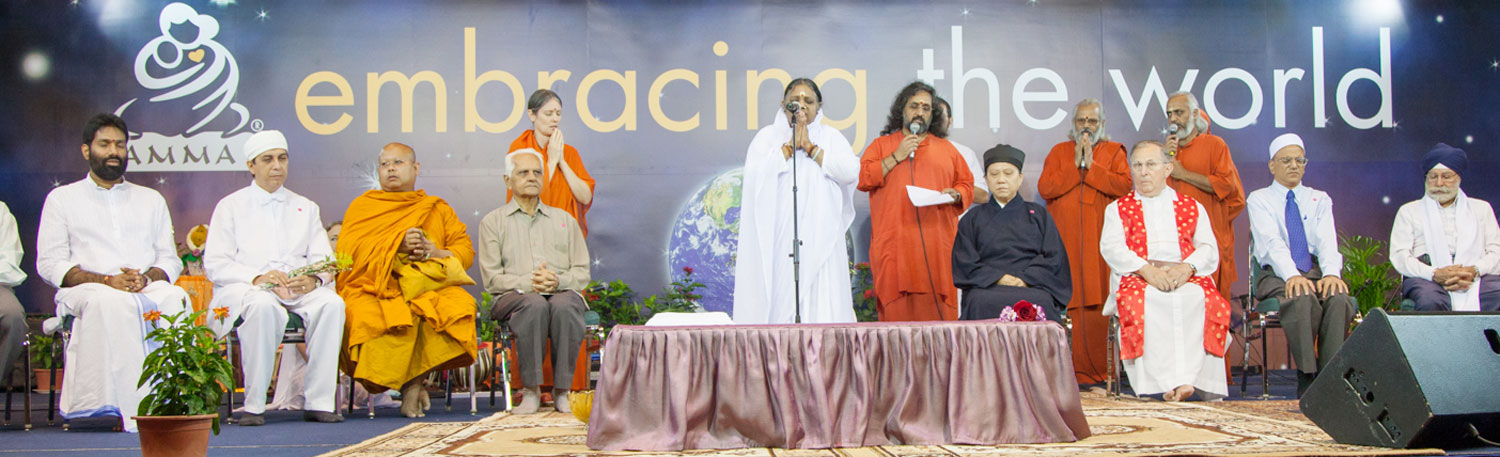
[
  {"left": 1426, "top": 171, "right": 1460, "bottom": 182},
  {"left": 1130, "top": 161, "right": 1165, "bottom": 171},
  {"left": 1274, "top": 157, "right": 1309, "bottom": 166}
]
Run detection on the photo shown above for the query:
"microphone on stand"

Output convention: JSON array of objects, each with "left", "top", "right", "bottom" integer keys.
[{"left": 785, "top": 101, "right": 802, "bottom": 129}]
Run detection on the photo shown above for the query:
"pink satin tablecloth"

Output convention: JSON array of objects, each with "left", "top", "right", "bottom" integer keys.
[{"left": 586, "top": 320, "right": 1090, "bottom": 450}]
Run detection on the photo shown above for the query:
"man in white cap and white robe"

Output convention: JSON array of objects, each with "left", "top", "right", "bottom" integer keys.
[
  {"left": 36, "top": 113, "right": 190, "bottom": 432},
  {"left": 1390, "top": 143, "right": 1500, "bottom": 311},
  {"left": 203, "top": 130, "right": 347, "bottom": 425},
  {"left": 1246, "top": 133, "right": 1355, "bottom": 396}
]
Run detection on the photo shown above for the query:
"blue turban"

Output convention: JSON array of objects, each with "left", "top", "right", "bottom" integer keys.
[{"left": 1422, "top": 143, "right": 1468, "bottom": 176}]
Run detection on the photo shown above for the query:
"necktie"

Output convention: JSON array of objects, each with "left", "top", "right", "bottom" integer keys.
[{"left": 1285, "top": 190, "right": 1313, "bottom": 272}]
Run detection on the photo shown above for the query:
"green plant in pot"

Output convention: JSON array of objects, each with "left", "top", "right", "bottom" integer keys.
[
  {"left": 1338, "top": 234, "right": 1402, "bottom": 315},
  {"left": 28, "top": 333, "right": 62, "bottom": 393},
  {"left": 134, "top": 308, "right": 235, "bottom": 457}
]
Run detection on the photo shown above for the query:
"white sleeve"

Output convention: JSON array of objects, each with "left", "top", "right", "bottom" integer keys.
[
  {"left": 203, "top": 199, "right": 259, "bottom": 286},
  {"left": 35, "top": 191, "right": 72, "bottom": 288},
  {"left": 1246, "top": 190, "right": 1300, "bottom": 280},
  {"left": 1184, "top": 202, "right": 1219, "bottom": 275},
  {"left": 1390, "top": 203, "right": 1434, "bottom": 280},
  {"left": 1099, "top": 202, "right": 1147, "bottom": 275},
  {"left": 0, "top": 202, "right": 25, "bottom": 287},
  {"left": 149, "top": 194, "right": 183, "bottom": 283}
]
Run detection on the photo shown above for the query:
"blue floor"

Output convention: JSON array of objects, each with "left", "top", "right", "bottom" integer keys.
[{"left": 0, "top": 392, "right": 513, "bottom": 456}]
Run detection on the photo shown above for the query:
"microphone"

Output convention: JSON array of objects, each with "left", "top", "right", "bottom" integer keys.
[
  {"left": 908, "top": 117, "right": 927, "bottom": 136},
  {"left": 785, "top": 101, "right": 802, "bottom": 114},
  {"left": 1166, "top": 124, "right": 1179, "bottom": 155}
]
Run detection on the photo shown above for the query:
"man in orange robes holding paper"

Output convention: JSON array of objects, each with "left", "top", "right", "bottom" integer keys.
[
  {"left": 858, "top": 82, "right": 973, "bottom": 321},
  {"left": 338, "top": 142, "right": 477, "bottom": 418},
  {"left": 1164, "top": 92, "right": 1245, "bottom": 299},
  {"left": 1038, "top": 98, "right": 1133, "bottom": 384}
]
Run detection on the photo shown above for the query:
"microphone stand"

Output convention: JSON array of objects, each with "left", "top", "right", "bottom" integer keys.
[{"left": 788, "top": 115, "right": 805, "bottom": 324}]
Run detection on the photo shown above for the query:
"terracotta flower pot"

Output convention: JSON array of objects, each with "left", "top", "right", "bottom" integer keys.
[
  {"left": 32, "top": 368, "right": 62, "bottom": 393},
  {"left": 133, "top": 414, "right": 217, "bottom": 457}
]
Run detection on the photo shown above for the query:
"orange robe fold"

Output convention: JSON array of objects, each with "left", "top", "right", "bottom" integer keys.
[
  {"left": 337, "top": 189, "right": 477, "bottom": 392},
  {"left": 507, "top": 130, "right": 596, "bottom": 236},
  {"left": 1037, "top": 140, "right": 1132, "bottom": 383},
  {"left": 1170, "top": 133, "right": 1245, "bottom": 299},
  {"left": 858, "top": 133, "right": 973, "bottom": 321}
]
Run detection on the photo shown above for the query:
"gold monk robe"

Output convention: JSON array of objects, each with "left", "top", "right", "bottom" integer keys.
[{"left": 337, "top": 189, "right": 477, "bottom": 392}]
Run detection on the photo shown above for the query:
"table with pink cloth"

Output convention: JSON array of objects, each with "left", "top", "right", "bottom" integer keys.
[{"left": 585, "top": 320, "right": 1091, "bottom": 451}]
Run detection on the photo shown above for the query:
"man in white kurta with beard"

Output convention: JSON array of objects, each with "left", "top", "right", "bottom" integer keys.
[
  {"left": 204, "top": 130, "right": 346, "bottom": 425},
  {"left": 36, "top": 113, "right": 189, "bottom": 432},
  {"left": 734, "top": 78, "right": 859, "bottom": 324},
  {"left": 1102, "top": 140, "right": 1232, "bottom": 402}
]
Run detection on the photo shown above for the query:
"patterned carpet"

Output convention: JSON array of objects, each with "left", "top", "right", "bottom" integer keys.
[{"left": 319, "top": 390, "right": 1444, "bottom": 457}]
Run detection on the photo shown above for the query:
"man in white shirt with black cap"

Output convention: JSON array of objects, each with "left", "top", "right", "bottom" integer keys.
[
  {"left": 1246, "top": 133, "right": 1354, "bottom": 397},
  {"left": 36, "top": 113, "right": 189, "bottom": 432},
  {"left": 203, "top": 130, "right": 346, "bottom": 425}
]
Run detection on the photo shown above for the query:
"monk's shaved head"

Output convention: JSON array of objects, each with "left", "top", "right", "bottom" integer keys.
[{"left": 378, "top": 142, "right": 420, "bottom": 192}]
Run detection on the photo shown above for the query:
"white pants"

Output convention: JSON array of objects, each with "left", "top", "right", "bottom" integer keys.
[
  {"left": 209, "top": 283, "right": 345, "bottom": 414},
  {"left": 54, "top": 282, "right": 188, "bottom": 432}
]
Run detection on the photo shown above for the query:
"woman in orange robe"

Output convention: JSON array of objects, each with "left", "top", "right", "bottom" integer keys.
[{"left": 507, "top": 89, "right": 597, "bottom": 236}]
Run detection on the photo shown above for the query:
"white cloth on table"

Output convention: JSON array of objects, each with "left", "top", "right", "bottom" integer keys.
[
  {"left": 733, "top": 110, "right": 858, "bottom": 324},
  {"left": 1101, "top": 187, "right": 1227, "bottom": 398}
]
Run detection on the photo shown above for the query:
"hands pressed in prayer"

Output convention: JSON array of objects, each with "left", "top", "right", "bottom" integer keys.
[
  {"left": 997, "top": 274, "right": 1028, "bottom": 288},
  {"left": 1316, "top": 275, "right": 1349, "bottom": 299},
  {"left": 546, "top": 128, "right": 566, "bottom": 178},
  {"left": 530, "top": 261, "right": 559, "bottom": 294},
  {"left": 400, "top": 227, "right": 450, "bottom": 261},
  {"left": 1075, "top": 133, "right": 1094, "bottom": 169}
]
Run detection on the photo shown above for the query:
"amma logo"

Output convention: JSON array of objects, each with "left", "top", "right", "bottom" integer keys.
[{"left": 114, "top": 2, "right": 258, "bottom": 172}]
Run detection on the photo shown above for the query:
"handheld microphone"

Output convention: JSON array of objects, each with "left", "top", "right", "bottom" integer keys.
[
  {"left": 908, "top": 117, "right": 927, "bottom": 136},
  {"left": 1166, "top": 124, "right": 1179, "bottom": 155}
]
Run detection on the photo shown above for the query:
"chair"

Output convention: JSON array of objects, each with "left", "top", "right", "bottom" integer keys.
[
  {"left": 41, "top": 316, "right": 71, "bottom": 429},
  {"left": 1105, "top": 315, "right": 1122, "bottom": 398},
  {"left": 2, "top": 327, "right": 32, "bottom": 430},
  {"left": 222, "top": 313, "right": 308, "bottom": 423},
  {"left": 486, "top": 309, "right": 604, "bottom": 412}
]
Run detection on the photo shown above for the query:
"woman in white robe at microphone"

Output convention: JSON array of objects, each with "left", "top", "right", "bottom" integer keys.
[{"left": 733, "top": 78, "right": 859, "bottom": 324}]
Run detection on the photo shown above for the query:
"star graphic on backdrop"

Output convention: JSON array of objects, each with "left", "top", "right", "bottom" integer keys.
[
  {"left": 1466, "top": 135, "right": 1474, "bottom": 144},
  {"left": 1490, "top": 59, "right": 1498, "bottom": 70},
  {"left": 256, "top": 9, "right": 269, "bottom": 21},
  {"left": 1436, "top": 15, "right": 1444, "bottom": 23},
  {"left": 1391, "top": 120, "right": 1401, "bottom": 130},
  {"left": 157, "top": 177, "right": 167, "bottom": 185},
  {"left": 961, "top": 8, "right": 969, "bottom": 16},
  {"left": 69, "top": 0, "right": 78, "bottom": 6},
  {"left": 51, "top": 179, "right": 61, "bottom": 187},
  {"left": 1382, "top": 196, "right": 1391, "bottom": 205},
  {"left": 593, "top": 258, "right": 603, "bottom": 268},
  {"left": 446, "top": 153, "right": 452, "bottom": 159},
  {"left": 473, "top": 210, "right": 480, "bottom": 217}
]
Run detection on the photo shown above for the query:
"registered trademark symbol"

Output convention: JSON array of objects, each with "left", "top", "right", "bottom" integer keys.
[{"left": 250, "top": 119, "right": 264, "bottom": 131}]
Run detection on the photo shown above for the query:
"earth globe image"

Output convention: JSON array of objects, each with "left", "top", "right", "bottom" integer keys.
[
  {"left": 666, "top": 167, "right": 861, "bottom": 317},
  {"left": 666, "top": 168, "right": 743, "bottom": 314}
]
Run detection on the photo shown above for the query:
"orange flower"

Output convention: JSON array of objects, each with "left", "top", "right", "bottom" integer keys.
[
  {"left": 143, "top": 310, "right": 162, "bottom": 323},
  {"left": 212, "top": 306, "right": 229, "bottom": 321}
]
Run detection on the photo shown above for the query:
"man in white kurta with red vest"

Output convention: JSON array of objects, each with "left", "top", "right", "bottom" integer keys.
[{"left": 1102, "top": 140, "right": 1231, "bottom": 401}]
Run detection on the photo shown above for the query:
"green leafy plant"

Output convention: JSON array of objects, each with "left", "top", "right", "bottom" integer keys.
[
  {"left": 28, "top": 333, "right": 60, "bottom": 369},
  {"left": 137, "top": 308, "right": 235, "bottom": 434},
  {"left": 1339, "top": 234, "right": 1402, "bottom": 314},
  {"left": 478, "top": 291, "right": 499, "bottom": 343},
  {"left": 585, "top": 279, "right": 641, "bottom": 330},
  {"left": 653, "top": 267, "right": 704, "bottom": 314},
  {"left": 850, "top": 261, "right": 879, "bottom": 322}
]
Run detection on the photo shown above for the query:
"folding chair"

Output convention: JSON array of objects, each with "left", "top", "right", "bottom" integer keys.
[{"left": 2, "top": 327, "right": 32, "bottom": 430}]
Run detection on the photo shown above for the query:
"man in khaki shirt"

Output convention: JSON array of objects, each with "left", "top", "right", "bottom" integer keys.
[{"left": 478, "top": 148, "right": 591, "bottom": 415}]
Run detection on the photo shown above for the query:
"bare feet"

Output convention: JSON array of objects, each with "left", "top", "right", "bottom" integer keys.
[
  {"left": 400, "top": 381, "right": 426, "bottom": 418},
  {"left": 1163, "top": 384, "right": 1196, "bottom": 402}
]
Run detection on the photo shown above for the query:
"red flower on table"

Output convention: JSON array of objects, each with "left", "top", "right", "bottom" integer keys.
[
  {"left": 212, "top": 306, "right": 229, "bottom": 321},
  {"left": 682, "top": 266, "right": 694, "bottom": 275},
  {"left": 856, "top": 262, "right": 870, "bottom": 271},
  {"left": 142, "top": 310, "right": 162, "bottom": 323},
  {"left": 1013, "top": 300, "right": 1040, "bottom": 322}
]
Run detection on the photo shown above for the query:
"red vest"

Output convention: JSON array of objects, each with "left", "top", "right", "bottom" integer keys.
[{"left": 1114, "top": 193, "right": 1231, "bottom": 360}]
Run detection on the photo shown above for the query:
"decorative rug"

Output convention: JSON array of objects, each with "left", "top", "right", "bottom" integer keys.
[{"left": 320, "top": 390, "right": 1444, "bottom": 457}]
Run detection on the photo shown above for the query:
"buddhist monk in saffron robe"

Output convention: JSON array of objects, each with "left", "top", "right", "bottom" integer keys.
[
  {"left": 1164, "top": 92, "right": 1245, "bottom": 299},
  {"left": 1037, "top": 99, "right": 1132, "bottom": 384},
  {"left": 338, "top": 142, "right": 477, "bottom": 418},
  {"left": 507, "top": 89, "right": 597, "bottom": 236},
  {"left": 858, "top": 82, "right": 973, "bottom": 321}
]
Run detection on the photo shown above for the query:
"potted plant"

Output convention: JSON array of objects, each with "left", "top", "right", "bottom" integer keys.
[
  {"left": 134, "top": 308, "right": 235, "bottom": 457},
  {"left": 28, "top": 333, "right": 62, "bottom": 393}
]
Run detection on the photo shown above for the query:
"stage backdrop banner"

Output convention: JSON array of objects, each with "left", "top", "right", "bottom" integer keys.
[{"left": 1, "top": 1, "right": 1494, "bottom": 314}]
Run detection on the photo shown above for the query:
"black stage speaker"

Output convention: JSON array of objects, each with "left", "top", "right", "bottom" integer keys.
[{"left": 1300, "top": 309, "right": 1500, "bottom": 449}]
